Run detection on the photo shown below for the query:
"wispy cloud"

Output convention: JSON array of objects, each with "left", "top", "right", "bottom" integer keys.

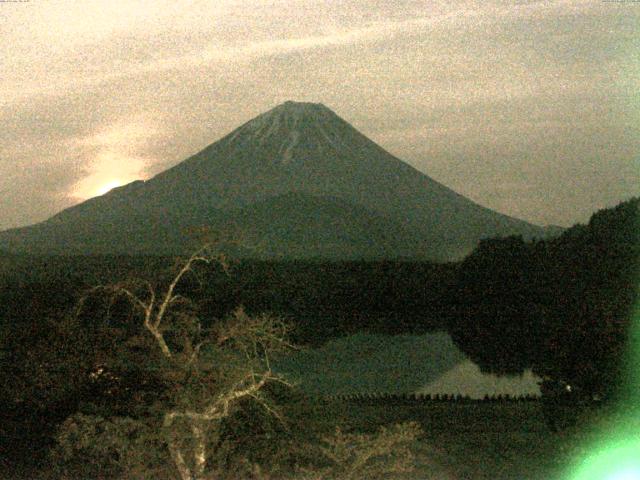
[{"left": 2, "top": 0, "right": 596, "bottom": 102}]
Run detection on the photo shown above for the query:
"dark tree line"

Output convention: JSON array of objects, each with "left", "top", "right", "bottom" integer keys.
[{"left": 448, "top": 198, "right": 640, "bottom": 402}]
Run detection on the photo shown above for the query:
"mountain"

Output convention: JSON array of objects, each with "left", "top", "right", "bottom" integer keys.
[
  {"left": 0, "top": 101, "right": 553, "bottom": 260},
  {"left": 215, "top": 192, "right": 422, "bottom": 259}
]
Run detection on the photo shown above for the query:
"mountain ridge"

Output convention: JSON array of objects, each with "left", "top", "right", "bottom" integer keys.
[{"left": 0, "top": 101, "right": 556, "bottom": 260}]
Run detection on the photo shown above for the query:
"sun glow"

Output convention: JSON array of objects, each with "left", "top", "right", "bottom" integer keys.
[
  {"left": 95, "top": 179, "right": 124, "bottom": 197},
  {"left": 70, "top": 153, "right": 144, "bottom": 200},
  {"left": 69, "top": 119, "right": 156, "bottom": 200}
]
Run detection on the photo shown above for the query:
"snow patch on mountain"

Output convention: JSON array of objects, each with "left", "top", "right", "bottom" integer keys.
[
  {"left": 225, "top": 101, "right": 344, "bottom": 163},
  {"left": 281, "top": 130, "right": 300, "bottom": 164},
  {"left": 242, "top": 101, "right": 326, "bottom": 135}
]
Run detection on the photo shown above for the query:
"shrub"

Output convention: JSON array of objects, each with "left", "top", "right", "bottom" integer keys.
[{"left": 300, "top": 421, "right": 423, "bottom": 480}]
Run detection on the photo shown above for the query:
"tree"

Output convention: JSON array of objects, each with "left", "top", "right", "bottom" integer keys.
[
  {"left": 301, "top": 422, "right": 422, "bottom": 480},
  {"left": 47, "top": 245, "right": 426, "bottom": 479},
  {"left": 73, "top": 246, "right": 294, "bottom": 480},
  {"left": 448, "top": 199, "right": 639, "bottom": 402}
]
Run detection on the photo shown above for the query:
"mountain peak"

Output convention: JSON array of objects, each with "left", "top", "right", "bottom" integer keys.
[
  {"left": 259, "top": 100, "right": 333, "bottom": 124},
  {"left": 224, "top": 100, "right": 344, "bottom": 164},
  {"left": 276, "top": 100, "right": 328, "bottom": 112},
  {"left": 0, "top": 101, "right": 547, "bottom": 259},
  {"left": 255, "top": 100, "right": 332, "bottom": 120}
]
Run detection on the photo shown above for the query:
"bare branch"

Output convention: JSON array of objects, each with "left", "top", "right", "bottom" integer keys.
[
  {"left": 185, "top": 341, "right": 207, "bottom": 367},
  {"left": 169, "top": 444, "right": 192, "bottom": 480},
  {"left": 248, "top": 391, "right": 287, "bottom": 427},
  {"left": 155, "top": 247, "right": 212, "bottom": 331},
  {"left": 192, "top": 423, "right": 207, "bottom": 479},
  {"left": 115, "top": 286, "right": 152, "bottom": 316},
  {"left": 76, "top": 243, "right": 296, "bottom": 480},
  {"left": 169, "top": 294, "right": 193, "bottom": 308}
]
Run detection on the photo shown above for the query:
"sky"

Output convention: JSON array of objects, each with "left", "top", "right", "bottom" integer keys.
[{"left": 1, "top": 0, "right": 638, "bottom": 230}]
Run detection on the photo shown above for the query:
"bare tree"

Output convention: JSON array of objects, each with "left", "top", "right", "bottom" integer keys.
[
  {"left": 77, "top": 246, "right": 293, "bottom": 480},
  {"left": 300, "top": 422, "right": 423, "bottom": 480}
]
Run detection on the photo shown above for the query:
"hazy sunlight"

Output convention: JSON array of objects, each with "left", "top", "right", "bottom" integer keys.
[{"left": 95, "top": 180, "right": 124, "bottom": 197}]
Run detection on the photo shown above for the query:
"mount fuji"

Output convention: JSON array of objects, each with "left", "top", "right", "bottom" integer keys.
[{"left": 0, "top": 101, "right": 551, "bottom": 260}]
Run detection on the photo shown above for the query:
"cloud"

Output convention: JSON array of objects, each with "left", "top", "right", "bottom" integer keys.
[
  {"left": 0, "top": 91, "right": 161, "bottom": 227},
  {"left": 2, "top": 1, "right": 595, "bottom": 101},
  {"left": 69, "top": 118, "right": 159, "bottom": 199}
]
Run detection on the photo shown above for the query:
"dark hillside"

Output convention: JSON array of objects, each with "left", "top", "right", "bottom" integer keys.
[{"left": 448, "top": 198, "right": 640, "bottom": 399}]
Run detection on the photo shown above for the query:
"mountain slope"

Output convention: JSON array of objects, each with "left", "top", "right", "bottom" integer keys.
[
  {"left": 215, "top": 192, "right": 424, "bottom": 259},
  {"left": 0, "top": 101, "right": 551, "bottom": 259}
]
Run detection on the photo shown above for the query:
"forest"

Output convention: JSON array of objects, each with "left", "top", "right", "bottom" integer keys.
[{"left": 0, "top": 197, "right": 638, "bottom": 479}]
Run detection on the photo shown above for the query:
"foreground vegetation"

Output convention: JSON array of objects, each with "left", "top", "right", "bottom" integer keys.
[
  {"left": 6, "top": 395, "right": 615, "bottom": 479},
  {"left": 0, "top": 198, "right": 637, "bottom": 478},
  {"left": 324, "top": 398, "right": 612, "bottom": 480},
  {"left": 1, "top": 247, "right": 424, "bottom": 479}
]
